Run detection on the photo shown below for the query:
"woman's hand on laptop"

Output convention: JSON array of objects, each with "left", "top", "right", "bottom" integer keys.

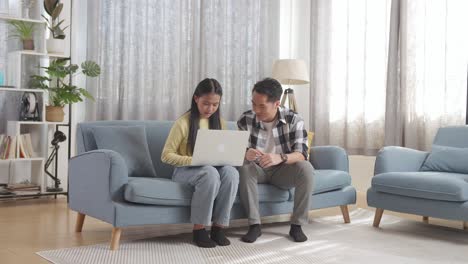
[
  {"left": 258, "top": 154, "right": 282, "bottom": 168},
  {"left": 245, "top": 148, "right": 264, "bottom": 162}
]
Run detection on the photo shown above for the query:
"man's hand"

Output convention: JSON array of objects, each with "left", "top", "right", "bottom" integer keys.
[
  {"left": 245, "top": 148, "right": 264, "bottom": 162},
  {"left": 258, "top": 153, "right": 282, "bottom": 168}
]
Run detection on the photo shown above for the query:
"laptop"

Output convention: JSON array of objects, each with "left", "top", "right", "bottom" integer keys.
[{"left": 191, "top": 129, "right": 250, "bottom": 166}]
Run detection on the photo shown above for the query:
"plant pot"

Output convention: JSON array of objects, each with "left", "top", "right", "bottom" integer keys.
[
  {"left": 22, "top": 39, "right": 34, "bottom": 50},
  {"left": 47, "top": 38, "right": 65, "bottom": 54},
  {"left": 46, "top": 106, "right": 65, "bottom": 122}
]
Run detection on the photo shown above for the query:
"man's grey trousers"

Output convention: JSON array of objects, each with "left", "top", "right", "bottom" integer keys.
[{"left": 238, "top": 160, "right": 315, "bottom": 225}]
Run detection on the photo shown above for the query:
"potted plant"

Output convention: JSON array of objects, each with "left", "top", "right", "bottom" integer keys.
[
  {"left": 8, "top": 20, "right": 36, "bottom": 50},
  {"left": 42, "top": 0, "right": 68, "bottom": 54},
  {"left": 30, "top": 58, "right": 101, "bottom": 122}
]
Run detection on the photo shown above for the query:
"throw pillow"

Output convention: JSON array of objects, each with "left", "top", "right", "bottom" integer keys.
[
  {"left": 91, "top": 125, "right": 157, "bottom": 177},
  {"left": 308, "top": 131, "right": 315, "bottom": 154},
  {"left": 420, "top": 145, "right": 468, "bottom": 174}
]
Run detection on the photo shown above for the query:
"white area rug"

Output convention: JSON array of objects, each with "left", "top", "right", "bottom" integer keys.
[{"left": 38, "top": 209, "right": 468, "bottom": 264}]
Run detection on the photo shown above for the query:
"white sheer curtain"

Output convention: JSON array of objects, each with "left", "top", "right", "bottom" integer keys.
[
  {"left": 84, "top": 0, "right": 279, "bottom": 121},
  {"left": 310, "top": 0, "right": 391, "bottom": 155},
  {"left": 310, "top": 0, "right": 468, "bottom": 154},
  {"left": 385, "top": 0, "right": 468, "bottom": 150}
]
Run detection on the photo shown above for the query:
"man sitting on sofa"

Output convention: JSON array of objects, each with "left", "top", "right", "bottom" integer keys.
[{"left": 237, "top": 78, "right": 315, "bottom": 243}]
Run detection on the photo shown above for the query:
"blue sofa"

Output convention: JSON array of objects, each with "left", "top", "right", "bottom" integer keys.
[
  {"left": 69, "top": 120, "right": 356, "bottom": 250},
  {"left": 368, "top": 126, "right": 468, "bottom": 228}
]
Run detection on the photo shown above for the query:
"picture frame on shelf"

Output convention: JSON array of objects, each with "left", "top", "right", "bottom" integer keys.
[{"left": 19, "top": 91, "right": 40, "bottom": 121}]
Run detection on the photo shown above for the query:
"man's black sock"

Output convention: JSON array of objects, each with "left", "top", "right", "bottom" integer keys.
[{"left": 289, "top": 224, "right": 307, "bottom": 242}]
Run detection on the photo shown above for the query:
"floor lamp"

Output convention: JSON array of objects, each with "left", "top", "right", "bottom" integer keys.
[{"left": 272, "top": 59, "right": 310, "bottom": 112}]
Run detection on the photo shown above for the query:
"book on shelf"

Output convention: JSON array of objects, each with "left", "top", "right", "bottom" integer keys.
[
  {"left": 6, "top": 183, "right": 40, "bottom": 191},
  {"left": 0, "top": 134, "right": 38, "bottom": 159},
  {"left": 0, "top": 135, "right": 16, "bottom": 159},
  {"left": 0, "top": 134, "right": 5, "bottom": 158},
  {"left": 4, "top": 183, "right": 41, "bottom": 196},
  {"left": 21, "top": 133, "right": 37, "bottom": 158}
]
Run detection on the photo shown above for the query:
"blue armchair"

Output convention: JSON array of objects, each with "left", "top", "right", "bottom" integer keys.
[{"left": 367, "top": 126, "right": 468, "bottom": 228}]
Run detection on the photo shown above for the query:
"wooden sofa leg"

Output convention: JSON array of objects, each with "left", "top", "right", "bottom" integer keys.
[
  {"left": 423, "top": 216, "right": 429, "bottom": 223},
  {"left": 75, "top": 212, "right": 86, "bottom": 232},
  {"left": 373, "top": 208, "right": 384, "bottom": 227},
  {"left": 110, "top": 228, "right": 122, "bottom": 250},
  {"left": 340, "top": 205, "right": 351, "bottom": 223}
]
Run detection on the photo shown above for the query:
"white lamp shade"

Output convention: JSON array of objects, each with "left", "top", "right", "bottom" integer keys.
[{"left": 272, "top": 59, "right": 310, "bottom": 85}]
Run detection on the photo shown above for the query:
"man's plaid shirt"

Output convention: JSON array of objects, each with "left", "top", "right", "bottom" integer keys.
[{"left": 237, "top": 107, "right": 309, "bottom": 159}]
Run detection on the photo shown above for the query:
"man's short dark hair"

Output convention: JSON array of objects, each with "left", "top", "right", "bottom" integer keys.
[{"left": 252, "top": 78, "right": 283, "bottom": 102}]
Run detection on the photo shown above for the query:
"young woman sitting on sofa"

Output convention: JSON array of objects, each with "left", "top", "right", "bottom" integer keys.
[{"left": 161, "top": 78, "right": 239, "bottom": 248}]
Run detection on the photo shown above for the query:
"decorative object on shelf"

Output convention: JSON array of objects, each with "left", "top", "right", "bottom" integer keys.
[
  {"left": 45, "top": 105, "right": 63, "bottom": 121},
  {"left": 272, "top": 59, "right": 310, "bottom": 112},
  {"left": 19, "top": 91, "right": 40, "bottom": 121},
  {"left": 30, "top": 58, "right": 100, "bottom": 122},
  {"left": 21, "top": 0, "right": 37, "bottom": 19},
  {"left": 42, "top": 0, "right": 67, "bottom": 54},
  {"left": 45, "top": 130, "right": 65, "bottom": 192},
  {"left": 7, "top": 20, "right": 36, "bottom": 50}
]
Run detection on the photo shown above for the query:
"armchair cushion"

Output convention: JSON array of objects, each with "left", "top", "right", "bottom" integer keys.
[
  {"left": 372, "top": 171, "right": 468, "bottom": 202},
  {"left": 92, "top": 125, "right": 157, "bottom": 178},
  {"left": 421, "top": 145, "right": 468, "bottom": 174}
]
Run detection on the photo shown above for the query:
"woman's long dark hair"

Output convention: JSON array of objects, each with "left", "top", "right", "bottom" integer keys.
[{"left": 187, "top": 78, "right": 223, "bottom": 155}]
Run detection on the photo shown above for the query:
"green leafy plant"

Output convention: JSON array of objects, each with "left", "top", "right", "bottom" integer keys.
[
  {"left": 8, "top": 20, "right": 35, "bottom": 40},
  {"left": 30, "top": 58, "right": 101, "bottom": 107},
  {"left": 42, "top": 0, "right": 68, "bottom": 39}
]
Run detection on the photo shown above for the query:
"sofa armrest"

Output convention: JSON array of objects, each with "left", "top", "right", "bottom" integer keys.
[
  {"left": 309, "top": 146, "right": 349, "bottom": 172},
  {"left": 374, "top": 146, "right": 429, "bottom": 175},
  {"left": 68, "top": 149, "right": 129, "bottom": 225}
]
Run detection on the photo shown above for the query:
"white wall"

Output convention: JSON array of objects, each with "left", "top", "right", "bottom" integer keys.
[{"left": 349, "top": 155, "right": 375, "bottom": 194}]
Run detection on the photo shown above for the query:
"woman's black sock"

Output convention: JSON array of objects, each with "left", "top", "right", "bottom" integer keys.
[{"left": 193, "top": 229, "right": 216, "bottom": 248}]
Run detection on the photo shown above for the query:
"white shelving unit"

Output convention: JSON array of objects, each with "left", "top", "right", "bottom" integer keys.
[{"left": 0, "top": 0, "right": 71, "bottom": 198}]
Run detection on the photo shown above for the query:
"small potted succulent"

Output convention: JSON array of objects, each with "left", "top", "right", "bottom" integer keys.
[
  {"left": 42, "top": 0, "right": 68, "bottom": 54},
  {"left": 30, "top": 58, "right": 101, "bottom": 122},
  {"left": 8, "top": 20, "right": 36, "bottom": 50}
]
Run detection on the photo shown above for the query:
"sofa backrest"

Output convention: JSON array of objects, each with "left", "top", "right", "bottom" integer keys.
[
  {"left": 433, "top": 126, "right": 468, "bottom": 148},
  {"left": 76, "top": 120, "right": 238, "bottom": 179}
]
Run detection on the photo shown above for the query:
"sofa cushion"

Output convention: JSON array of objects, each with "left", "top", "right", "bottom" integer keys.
[
  {"left": 92, "top": 125, "right": 157, "bottom": 178},
  {"left": 289, "top": 170, "right": 351, "bottom": 201},
  {"left": 125, "top": 178, "right": 291, "bottom": 206},
  {"left": 372, "top": 171, "right": 468, "bottom": 202},
  {"left": 421, "top": 145, "right": 468, "bottom": 174},
  {"left": 125, "top": 177, "right": 193, "bottom": 206}
]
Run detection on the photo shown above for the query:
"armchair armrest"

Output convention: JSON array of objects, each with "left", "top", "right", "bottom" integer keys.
[
  {"left": 374, "top": 146, "right": 429, "bottom": 175},
  {"left": 309, "top": 146, "right": 349, "bottom": 172},
  {"left": 68, "top": 149, "right": 129, "bottom": 225}
]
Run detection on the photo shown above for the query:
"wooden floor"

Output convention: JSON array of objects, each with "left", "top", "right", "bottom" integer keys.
[{"left": 0, "top": 193, "right": 464, "bottom": 264}]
